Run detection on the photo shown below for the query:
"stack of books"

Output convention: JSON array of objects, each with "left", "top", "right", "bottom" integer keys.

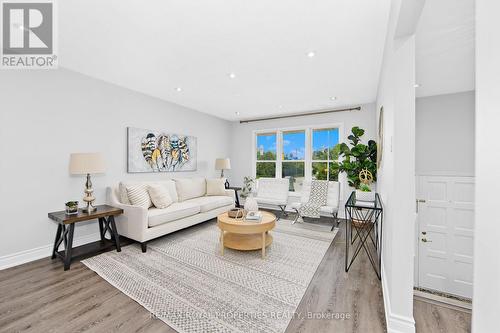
[{"left": 245, "top": 211, "right": 262, "bottom": 222}]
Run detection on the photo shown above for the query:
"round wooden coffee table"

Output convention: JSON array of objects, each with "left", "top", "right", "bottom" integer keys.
[{"left": 217, "top": 211, "right": 276, "bottom": 258}]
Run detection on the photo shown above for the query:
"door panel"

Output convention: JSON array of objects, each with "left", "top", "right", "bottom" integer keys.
[{"left": 417, "top": 175, "right": 474, "bottom": 298}]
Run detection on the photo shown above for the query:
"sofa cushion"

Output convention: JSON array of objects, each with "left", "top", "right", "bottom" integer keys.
[
  {"left": 126, "top": 184, "right": 153, "bottom": 208},
  {"left": 148, "top": 184, "right": 173, "bottom": 209},
  {"left": 148, "top": 202, "right": 201, "bottom": 227},
  {"left": 184, "top": 196, "right": 233, "bottom": 213},
  {"left": 119, "top": 180, "right": 178, "bottom": 204},
  {"left": 174, "top": 178, "right": 206, "bottom": 201},
  {"left": 206, "top": 178, "right": 227, "bottom": 196}
]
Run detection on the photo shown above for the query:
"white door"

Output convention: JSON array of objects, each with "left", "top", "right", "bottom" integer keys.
[{"left": 416, "top": 175, "right": 474, "bottom": 298}]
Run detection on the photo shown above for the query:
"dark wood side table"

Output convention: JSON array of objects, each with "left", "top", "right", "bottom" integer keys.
[
  {"left": 48, "top": 205, "right": 123, "bottom": 271},
  {"left": 227, "top": 186, "right": 242, "bottom": 208}
]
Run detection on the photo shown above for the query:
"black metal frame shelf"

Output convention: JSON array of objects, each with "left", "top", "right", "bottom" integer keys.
[{"left": 344, "top": 191, "right": 383, "bottom": 279}]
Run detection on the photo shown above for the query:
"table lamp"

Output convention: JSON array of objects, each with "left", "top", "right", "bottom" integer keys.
[
  {"left": 215, "top": 158, "right": 231, "bottom": 188},
  {"left": 69, "top": 153, "right": 105, "bottom": 213}
]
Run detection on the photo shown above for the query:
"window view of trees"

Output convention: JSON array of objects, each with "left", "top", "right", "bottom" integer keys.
[
  {"left": 282, "top": 131, "right": 305, "bottom": 191},
  {"left": 256, "top": 133, "right": 277, "bottom": 178},
  {"left": 256, "top": 133, "right": 276, "bottom": 160},
  {"left": 255, "top": 127, "right": 340, "bottom": 188},
  {"left": 256, "top": 162, "right": 276, "bottom": 178},
  {"left": 312, "top": 128, "right": 339, "bottom": 181}
]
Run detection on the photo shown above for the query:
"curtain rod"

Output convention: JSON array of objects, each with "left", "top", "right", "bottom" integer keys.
[{"left": 239, "top": 106, "right": 361, "bottom": 124}]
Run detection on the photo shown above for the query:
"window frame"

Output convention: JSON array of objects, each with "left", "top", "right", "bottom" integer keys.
[
  {"left": 311, "top": 127, "right": 341, "bottom": 181},
  {"left": 255, "top": 131, "right": 278, "bottom": 178},
  {"left": 252, "top": 123, "right": 344, "bottom": 183}
]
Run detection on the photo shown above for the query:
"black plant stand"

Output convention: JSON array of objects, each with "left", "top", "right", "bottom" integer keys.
[{"left": 344, "top": 192, "right": 383, "bottom": 279}]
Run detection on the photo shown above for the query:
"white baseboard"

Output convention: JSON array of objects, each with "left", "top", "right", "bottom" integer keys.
[
  {"left": 0, "top": 232, "right": 101, "bottom": 270},
  {"left": 381, "top": 264, "right": 416, "bottom": 333}
]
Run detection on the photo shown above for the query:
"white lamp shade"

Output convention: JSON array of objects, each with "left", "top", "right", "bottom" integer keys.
[
  {"left": 69, "top": 153, "right": 106, "bottom": 175},
  {"left": 215, "top": 158, "right": 231, "bottom": 170}
]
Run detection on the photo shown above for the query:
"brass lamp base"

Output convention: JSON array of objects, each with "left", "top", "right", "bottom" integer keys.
[
  {"left": 82, "top": 202, "right": 97, "bottom": 213},
  {"left": 82, "top": 173, "right": 97, "bottom": 213}
]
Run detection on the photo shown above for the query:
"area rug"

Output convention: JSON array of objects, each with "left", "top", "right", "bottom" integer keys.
[{"left": 83, "top": 219, "right": 338, "bottom": 333}]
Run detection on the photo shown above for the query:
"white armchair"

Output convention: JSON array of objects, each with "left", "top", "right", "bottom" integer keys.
[
  {"left": 254, "top": 178, "right": 290, "bottom": 220},
  {"left": 290, "top": 180, "right": 341, "bottom": 231}
]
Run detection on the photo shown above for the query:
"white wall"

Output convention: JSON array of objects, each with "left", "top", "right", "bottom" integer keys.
[
  {"left": 228, "top": 103, "right": 376, "bottom": 206},
  {"left": 0, "top": 69, "right": 231, "bottom": 268},
  {"left": 472, "top": 1, "right": 500, "bottom": 331},
  {"left": 376, "top": 0, "right": 417, "bottom": 332},
  {"left": 416, "top": 91, "right": 475, "bottom": 175}
]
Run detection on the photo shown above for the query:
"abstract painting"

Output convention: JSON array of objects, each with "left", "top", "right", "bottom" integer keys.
[{"left": 127, "top": 127, "right": 197, "bottom": 173}]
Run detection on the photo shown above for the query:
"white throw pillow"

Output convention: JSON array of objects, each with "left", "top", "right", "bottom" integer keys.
[
  {"left": 206, "top": 178, "right": 227, "bottom": 196},
  {"left": 126, "top": 184, "right": 152, "bottom": 208},
  {"left": 174, "top": 178, "right": 207, "bottom": 201},
  {"left": 148, "top": 184, "right": 173, "bottom": 209}
]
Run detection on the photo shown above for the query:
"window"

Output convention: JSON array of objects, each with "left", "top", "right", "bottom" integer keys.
[
  {"left": 282, "top": 130, "right": 305, "bottom": 191},
  {"left": 254, "top": 125, "right": 341, "bottom": 192},
  {"left": 256, "top": 132, "right": 277, "bottom": 178},
  {"left": 312, "top": 128, "right": 339, "bottom": 181}
]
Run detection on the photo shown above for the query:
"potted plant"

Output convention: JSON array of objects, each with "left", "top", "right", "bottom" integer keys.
[
  {"left": 65, "top": 201, "right": 79, "bottom": 215},
  {"left": 331, "top": 126, "right": 377, "bottom": 199},
  {"left": 355, "top": 182, "right": 375, "bottom": 202},
  {"left": 240, "top": 176, "right": 254, "bottom": 199}
]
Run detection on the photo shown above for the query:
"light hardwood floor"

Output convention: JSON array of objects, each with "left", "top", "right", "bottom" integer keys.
[
  {"left": 0, "top": 216, "right": 470, "bottom": 333},
  {"left": 414, "top": 299, "right": 471, "bottom": 333}
]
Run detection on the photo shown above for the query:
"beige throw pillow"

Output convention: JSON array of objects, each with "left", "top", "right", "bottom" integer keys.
[
  {"left": 148, "top": 184, "right": 173, "bottom": 209},
  {"left": 206, "top": 178, "right": 227, "bottom": 196},
  {"left": 126, "top": 184, "right": 152, "bottom": 209},
  {"left": 174, "top": 178, "right": 207, "bottom": 201},
  {"left": 118, "top": 182, "right": 131, "bottom": 204}
]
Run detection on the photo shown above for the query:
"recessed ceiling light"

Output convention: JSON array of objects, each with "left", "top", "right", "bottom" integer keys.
[
  {"left": 414, "top": 84, "right": 420, "bottom": 88},
  {"left": 307, "top": 51, "right": 316, "bottom": 58},
  {"left": 228, "top": 73, "right": 236, "bottom": 79},
  {"left": 330, "top": 96, "right": 337, "bottom": 101},
  {"left": 175, "top": 87, "right": 182, "bottom": 92}
]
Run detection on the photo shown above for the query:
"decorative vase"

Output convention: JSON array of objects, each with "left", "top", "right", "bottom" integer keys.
[{"left": 244, "top": 194, "right": 259, "bottom": 212}]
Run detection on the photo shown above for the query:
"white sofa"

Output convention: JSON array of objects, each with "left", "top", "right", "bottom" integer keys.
[
  {"left": 254, "top": 178, "right": 290, "bottom": 220},
  {"left": 107, "top": 177, "right": 235, "bottom": 252},
  {"left": 289, "top": 180, "right": 341, "bottom": 231}
]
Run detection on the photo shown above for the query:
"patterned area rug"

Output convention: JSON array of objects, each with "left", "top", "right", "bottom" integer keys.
[{"left": 83, "top": 219, "right": 338, "bottom": 333}]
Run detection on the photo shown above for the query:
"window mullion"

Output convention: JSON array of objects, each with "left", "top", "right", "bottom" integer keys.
[{"left": 276, "top": 131, "right": 282, "bottom": 178}]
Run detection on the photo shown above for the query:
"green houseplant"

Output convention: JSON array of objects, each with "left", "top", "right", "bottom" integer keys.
[
  {"left": 65, "top": 201, "right": 79, "bottom": 215},
  {"left": 331, "top": 126, "right": 377, "bottom": 192},
  {"left": 240, "top": 176, "right": 255, "bottom": 199}
]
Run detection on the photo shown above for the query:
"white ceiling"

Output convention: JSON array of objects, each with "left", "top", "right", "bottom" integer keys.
[
  {"left": 59, "top": 0, "right": 391, "bottom": 121},
  {"left": 416, "top": 0, "right": 475, "bottom": 98}
]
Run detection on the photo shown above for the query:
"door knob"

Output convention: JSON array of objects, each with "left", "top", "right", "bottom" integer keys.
[{"left": 421, "top": 238, "right": 432, "bottom": 243}]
